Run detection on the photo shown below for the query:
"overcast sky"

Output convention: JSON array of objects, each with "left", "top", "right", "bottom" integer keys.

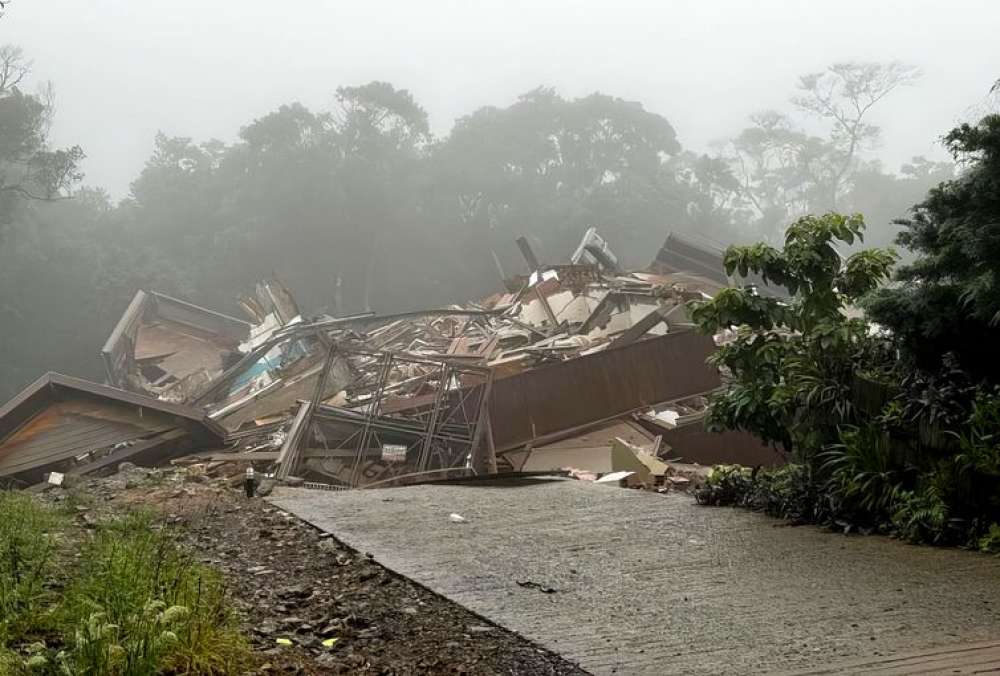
[{"left": 5, "top": 0, "right": 998, "bottom": 197}]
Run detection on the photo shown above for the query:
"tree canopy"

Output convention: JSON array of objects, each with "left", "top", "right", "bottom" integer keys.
[
  {"left": 0, "top": 46, "right": 82, "bottom": 237},
  {"left": 866, "top": 114, "right": 1000, "bottom": 378},
  {"left": 0, "top": 48, "right": 964, "bottom": 404}
]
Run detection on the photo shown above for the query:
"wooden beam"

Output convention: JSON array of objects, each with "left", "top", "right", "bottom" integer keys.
[{"left": 515, "top": 236, "right": 541, "bottom": 271}]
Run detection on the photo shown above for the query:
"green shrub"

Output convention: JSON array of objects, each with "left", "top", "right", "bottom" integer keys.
[
  {"left": 690, "top": 204, "right": 1000, "bottom": 551},
  {"left": 891, "top": 484, "right": 955, "bottom": 545},
  {"left": 695, "top": 464, "right": 819, "bottom": 522},
  {"left": 819, "top": 425, "right": 903, "bottom": 528},
  {"left": 694, "top": 465, "right": 753, "bottom": 507},
  {"left": 978, "top": 523, "right": 1000, "bottom": 554},
  {"left": 746, "top": 463, "right": 819, "bottom": 522}
]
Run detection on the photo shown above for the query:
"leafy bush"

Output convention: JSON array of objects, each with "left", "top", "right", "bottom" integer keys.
[
  {"left": 978, "top": 523, "right": 1000, "bottom": 554},
  {"left": 695, "top": 464, "right": 819, "bottom": 522},
  {"left": 891, "top": 483, "right": 956, "bottom": 546},
  {"left": 690, "top": 213, "right": 897, "bottom": 458},
  {"left": 691, "top": 202, "right": 1000, "bottom": 550},
  {"left": 745, "top": 463, "right": 819, "bottom": 522},
  {"left": 694, "top": 465, "right": 753, "bottom": 507},
  {"left": 820, "top": 425, "right": 903, "bottom": 527},
  {"left": 953, "top": 387, "right": 1000, "bottom": 477}
]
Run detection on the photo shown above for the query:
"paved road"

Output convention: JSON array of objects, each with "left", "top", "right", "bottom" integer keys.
[{"left": 270, "top": 478, "right": 1000, "bottom": 675}]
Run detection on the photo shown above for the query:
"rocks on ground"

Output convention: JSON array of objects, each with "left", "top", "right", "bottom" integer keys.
[{"left": 39, "top": 466, "right": 586, "bottom": 675}]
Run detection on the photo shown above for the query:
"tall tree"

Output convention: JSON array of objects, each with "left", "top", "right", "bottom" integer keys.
[
  {"left": 865, "top": 114, "right": 1000, "bottom": 379},
  {"left": 431, "top": 87, "right": 697, "bottom": 272},
  {"left": 726, "top": 111, "right": 838, "bottom": 240},
  {"left": 723, "top": 62, "right": 919, "bottom": 240},
  {"left": 793, "top": 62, "right": 920, "bottom": 210},
  {"left": 841, "top": 156, "right": 954, "bottom": 250},
  {"left": 0, "top": 45, "right": 83, "bottom": 238},
  {"left": 334, "top": 83, "right": 431, "bottom": 311}
]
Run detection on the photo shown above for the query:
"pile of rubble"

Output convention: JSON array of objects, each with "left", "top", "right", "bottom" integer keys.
[{"left": 0, "top": 229, "right": 784, "bottom": 492}]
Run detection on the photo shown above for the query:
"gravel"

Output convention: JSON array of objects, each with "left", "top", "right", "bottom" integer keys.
[{"left": 42, "top": 467, "right": 587, "bottom": 675}]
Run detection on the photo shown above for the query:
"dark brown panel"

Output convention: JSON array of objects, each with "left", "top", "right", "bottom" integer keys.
[
  {"left": 489, "top": 330, "right": 720, "bottom": 450},
  {"left": 653, "top": 423, "right": 786, "bottom": 467}
]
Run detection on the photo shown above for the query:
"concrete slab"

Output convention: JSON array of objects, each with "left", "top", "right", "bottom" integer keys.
[{"left": 270, "top": 479, "right": 1000, "bottom": 675}]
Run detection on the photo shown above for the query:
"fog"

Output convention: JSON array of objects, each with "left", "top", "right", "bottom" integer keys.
[
  {"left": 1, "top": 0, "right": 998, "bottom": 399},
  {"left": 9, "top": 0, "right": 997, "bottom": 196}
]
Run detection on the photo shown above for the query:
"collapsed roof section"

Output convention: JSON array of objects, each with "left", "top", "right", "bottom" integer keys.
[
  {"left": 100, "top": 279, "right": 303, "bottom": 406},
  {"left": 0, "top": 373, "right": 225, "bottom": 486},
  {"left": 2, "top": 227, "right": 788, "bottom": 491},
  {"left": 101, "top": 290, "right": 252, "bottom": 403},
  {"left": 650, "top": 231, "right": 789, "bottom": 299}
]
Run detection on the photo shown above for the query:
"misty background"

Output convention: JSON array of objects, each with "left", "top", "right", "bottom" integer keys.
[{"left": 1, "top": 0, "right": 998, "bottom": 399}]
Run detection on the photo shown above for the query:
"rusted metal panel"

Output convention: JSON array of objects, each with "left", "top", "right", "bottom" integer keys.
[{"left": 489, "top": 330, "right": 720, "bottom": 451}]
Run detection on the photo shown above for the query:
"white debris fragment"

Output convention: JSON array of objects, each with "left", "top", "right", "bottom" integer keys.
[{"left": 449, "top": 513, "right": 467, "bottom": 523}]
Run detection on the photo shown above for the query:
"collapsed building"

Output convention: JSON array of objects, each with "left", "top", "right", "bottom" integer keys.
[{"left": 0, "top": 231, "right": 784, "bottom": 491}]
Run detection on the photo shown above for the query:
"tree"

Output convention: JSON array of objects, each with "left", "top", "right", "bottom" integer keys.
[
  {"left": 333, "top": 83, "right": 431, "bottom": 311},
  {"left": 725, "top": 111, "right": 839, "bottom": 240},
  {"left": 793, "top": 62, "right": 920, "bottom": 209},
  {"left": 693, "top": 204, "right": 1000, "bottom": 547},
  {"left": 431, "top": 87, "right": 700, "bottom": 272},
  {"left": 0, "top": 45, "right": 83, "bottom": 238},
  {"left": 117, "top": 84, "right": 441, "bottom": 316},
  {"left": 689, "top": 213, "right": 896, "bottom": 454},
  {"left": 335, "top": 81, "right": 429, "bottom": 157},
  {"left": 674, "top": 151, "right": 751, "bottom": 241},
  {"left": 723, "top": 63, "right": 919, "bottom": 241},
  {"left": 865, "top": 114, "right": 1000, "bottom": 379},
  {"left": 840, "top": 156, "right": 954, "bottom": 250}
]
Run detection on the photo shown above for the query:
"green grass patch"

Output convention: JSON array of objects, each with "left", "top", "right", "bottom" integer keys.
[
  {"left": 0, "top": 492, "right": 63, "bottom": 647},
  {"left": 0, "top": 495, "right": 252, "bottom": 675}
]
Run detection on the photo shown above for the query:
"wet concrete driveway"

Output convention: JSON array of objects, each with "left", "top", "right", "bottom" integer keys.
[{"left": 270, "top": 478, "right": 1000, "bottom": 675}]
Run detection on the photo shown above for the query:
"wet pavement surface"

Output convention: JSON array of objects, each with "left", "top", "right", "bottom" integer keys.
[{"left": 271, "top": 477, "right": 1000, "bottom": 675}]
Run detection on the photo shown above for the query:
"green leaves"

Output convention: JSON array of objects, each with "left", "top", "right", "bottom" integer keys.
[
  {"left": 689, "top": 287, "right": 787, "bottom": 332},
  {"left": 837, "top": 248, "right": 897, "bottom": 300},
  {"left": 867, "top": 114, "right": 1000, "bottom": 376},
  {"left": 694, "top": 212, "right": 896, "bottom": 460},
  {"left": 695, "top": 122, "right": 1000, "bottom": 551}
]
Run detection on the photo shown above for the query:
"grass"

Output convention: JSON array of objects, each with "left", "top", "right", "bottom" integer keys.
[
  {"left": 0, "top": 492, "right": 62, "bottom": 647},
  {"left": 0, "top": 493, "right": 251, "bottom": 675}
]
